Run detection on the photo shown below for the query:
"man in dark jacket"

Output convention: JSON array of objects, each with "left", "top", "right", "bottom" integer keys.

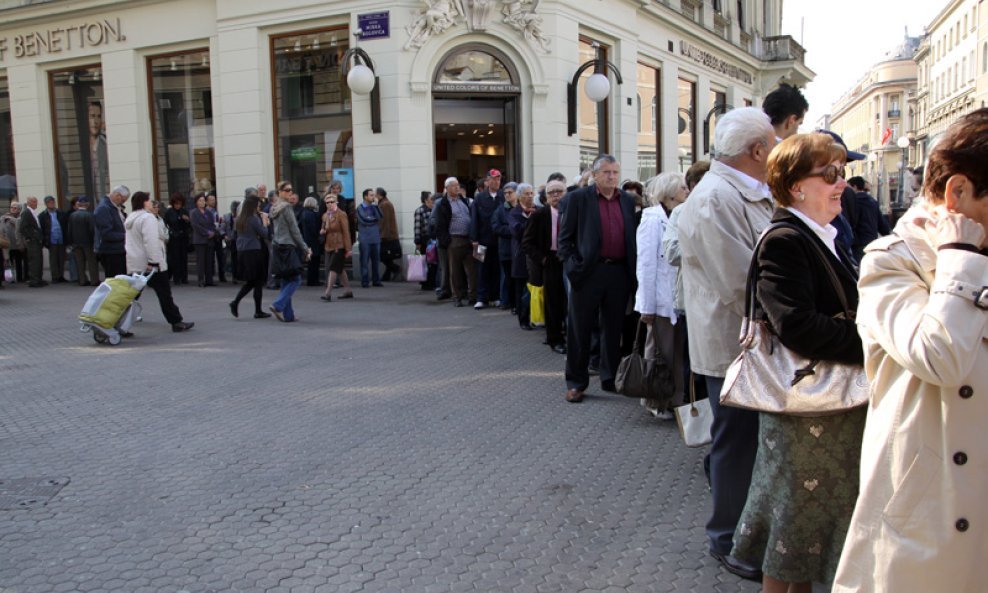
[
  {"left": 66, "top": 196, "right": 99, "bottom": 286},
  {"left": 847, "top": 176, "right": 891, "bottom": 261},
  {"left": 469, "top": 169, "right": 504, "bottom": 309},
  {"left": 491, "top": 181, "right": 517, "bottom": 310},
  {"left": 17, "top": 196, "right": 45, "bottom": 287},
  {"left": 38, "top": 195, "right": 68, "bottom": 283},
  {"left": 94, "top": 185, "right": 130, "bottom": 278},
  {"left": 433, "top": 177, "right": 475, "bottom": 306},
  {"left": 557, "top": 155, "right": 637, "bottom": 403}
]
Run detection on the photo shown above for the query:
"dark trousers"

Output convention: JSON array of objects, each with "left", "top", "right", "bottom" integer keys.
[
  {"left": 703, "top": 374, "right": 758, "bottom": 555},
  {"left": 447, "top": 236, "right": 476, "bottom": 302},
  {"left": 436, "top": 247, "right": 450, "bottom": 296},
  {"left": 229, "top": 243, "right": 239, "bottom": 281},
  {"left": 195, "top": 242, "right": 214, "bottom": 285},
  {"left": 305, "top": 249, "right": 322, "bottom": 286},
  {"left": 145, "top": 270, "right": 183, "bottom": 325},
  {"left": 72, "top": 245, "right": 100, "bottom": 285},
  {"left": 99, "top": 252, "right": 127, "bottom": 279},
  {"left": 233, "top": 278, "right": 264, "bottom": 314},
  {"left": 167, "top": 235, "right": 189, "bottom": 283},
  {"left": 499, "top": 260, "right": 514, "bottom": 307},
  {"left": 25, "top": 241, "right": 43, "bottom": 284},
  {"left": 476, "top": 244, "right": 500, "bottom": 302},
  {"left": 47, "top": 244, "right": 66, "bottom": 281},
  {"left": 8, "top": 249, "right": 25, "bottom": 282},
  {"left": 514, "top": 279, "right": 530, "bottom": 326},
  {"left": 564, "top": 263, "right": 632, "bottom": 391},
  {"left": 543, "top": 255, "right": 567, "bottom": 346},
  {"left": 380, "top": 239, "right": 402, "bottom": 281},
  {"left": 213, "top": 237, "right": 226, "bottom": 281}
]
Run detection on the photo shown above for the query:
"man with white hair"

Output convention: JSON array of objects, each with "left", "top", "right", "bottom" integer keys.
[
  {"left": 676, "top": 106, "right": 776, "bottom": 581},
  {"left": 17, "top": 195, "right": 45, "bottom": 287},
  {"left": 94, "top": 184, "right": 130, "bottom": 278}
]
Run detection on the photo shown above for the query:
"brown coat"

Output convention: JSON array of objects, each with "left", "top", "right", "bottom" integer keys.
[
  {"left": 378, "top": 197, "right": 399, "bottom": 241},
  {"left": 322, "top": 210, "right": 352, "bottom": 252}
]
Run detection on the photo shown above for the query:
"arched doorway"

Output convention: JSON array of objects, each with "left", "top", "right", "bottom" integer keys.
[{"left": 432, "top": 44, "right": 521, "bottom": 195}]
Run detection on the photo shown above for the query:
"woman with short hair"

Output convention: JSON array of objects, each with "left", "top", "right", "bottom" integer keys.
[
  {"left": 301, "top": 196, "right": 323, "bottom": 286},
  {"left": 833, "top": 108, "right": 988, "bottom": 593},
  {"left": 320, "top": 193, "right": 353, "bottom": 302},
  {"left": 730, "top": 133, "right": 865, "bottom": 592}
]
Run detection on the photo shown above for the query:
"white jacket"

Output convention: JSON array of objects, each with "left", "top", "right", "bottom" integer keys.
[
  {"left": 634, "top": 206, "right": 677, "bottom": 323},
  {"left": 832, "top": 203, "right": 988, "bottom": 593},
  {"left": 676, "top": 160, "right": 774, "bottom": 376},
  {"left": 662, "top": 205, "right": 685, "bottom": 311},
  {"left": 124, "top": 210, "right": 168, "bottom": 273}
]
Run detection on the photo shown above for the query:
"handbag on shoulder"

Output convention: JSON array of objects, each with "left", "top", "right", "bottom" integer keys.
[{"left": 719, "top": 223, "right": 869, "bottom": 417}]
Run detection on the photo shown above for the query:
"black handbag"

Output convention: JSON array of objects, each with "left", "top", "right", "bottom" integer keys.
[
  {"left": 615, "top": 321, "right": 674, "bottom": 402},
  {"left": 272, "top": 243, "right": 303, "bottom": 279}
]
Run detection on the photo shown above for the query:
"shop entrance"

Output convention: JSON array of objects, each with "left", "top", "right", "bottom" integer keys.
[{"left": 431, "top": 44, "right": 521, "bottom": 195}]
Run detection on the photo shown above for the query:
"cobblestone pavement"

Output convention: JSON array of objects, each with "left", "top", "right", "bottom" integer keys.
[{"left": 0, "top": 278, "right": 763, "bottom": 593}]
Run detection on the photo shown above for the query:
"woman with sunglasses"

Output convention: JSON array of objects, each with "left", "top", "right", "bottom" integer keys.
[
  {"left": 268, "top": 181, "right": 311, "bottom": 322},
  {"left": 319, "top": 193, "right": 353, "bottom": 301},
  {"left": 730, "top": 133, "right": 866, "bottom": 592}
]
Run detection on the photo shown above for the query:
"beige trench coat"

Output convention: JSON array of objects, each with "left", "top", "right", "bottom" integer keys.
[{"left": 832, "top": 204, "right": 988, "bottom": 593}]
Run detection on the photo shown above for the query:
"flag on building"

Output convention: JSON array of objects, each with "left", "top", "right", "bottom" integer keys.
[{"left": 881, "top": 127, "right": 893, "bottom": 145}]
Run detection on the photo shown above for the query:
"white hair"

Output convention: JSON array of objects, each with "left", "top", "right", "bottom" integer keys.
[
  {"left": 110, "top": 185, "right": 131, "bottom": 198},
  {"left": 444, "top": 177, "right": 459, "bottom": 189},
  {"left": 713, "top": 107, "right": 773, "bottom": 160},
  {"left": 516, "top": 183, "right": 534, "bottom": 195},
  {"left": 645, "top": 172, "right": 686, "bottom": 207}
]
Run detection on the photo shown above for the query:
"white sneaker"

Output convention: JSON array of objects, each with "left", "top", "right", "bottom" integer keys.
[
  {"left": 655, "top": 409, "right": 675, "bottom": 421},
  {"left": 474, "top": 301, "right": 486, "bottom": 310}
]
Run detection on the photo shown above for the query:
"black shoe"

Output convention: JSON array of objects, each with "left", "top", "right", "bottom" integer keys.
[
  {"left": 436, "top": 291, "right": 451, "bottom": 301},
  {"left": 338, "top": 292, "right": 354, "bottom": 299},
  {"left": 28, "top": 282, "right": 46, "bottom": 288},
  {"left": 320, "top": 294, "right": 332, "bottom": 302},
  {"left": 588, "top": 364, "right": 600, "bottom": 376},
  {"left": 551, "top": 344, "right": 567, "bottom": 355},
  {"left": 519, "top": 323, "right": 534, "bottom": 331},
  {"left": 204, "top": 283, "right": 217, "bottom": 287},
  {"left": 600, "top": 380, "right": 616, "bottom": 393},
  {"left": 372, "top": 282, "right": 384, "bottom": 287},
  {"left": 229, "top": 301, "right": 239, "bottom": 318},
  {"left": 119, "top": 331, "right": 134, "bottom": 338},
  {"left": 254, "top": 311, "right": 272, "bottom": 319},
  {"left": 171, "top": 321, "right": 195, "bottom": 332},
  {"left": 453, "top": 299, "right": 464, "bottom": 307},
  {"left": 709, "top": 550, "right": 762, "bottom": 581}
]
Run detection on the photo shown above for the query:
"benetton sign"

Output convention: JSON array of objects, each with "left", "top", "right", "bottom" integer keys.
[{"left": 0, "top": 18, "right": 125, "bottom": 63}]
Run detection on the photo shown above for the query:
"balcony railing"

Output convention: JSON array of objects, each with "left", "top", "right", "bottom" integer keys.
[
  {"left": 761, "top": 35, "right": 806, "bottom": 64},
  {"left": 887, "top": 109, "right": 901, "bottom": 118}
]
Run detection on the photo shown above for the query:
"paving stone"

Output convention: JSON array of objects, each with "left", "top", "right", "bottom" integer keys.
[{"left": 0, "top": 281, "right": 769, "bottom": 593}]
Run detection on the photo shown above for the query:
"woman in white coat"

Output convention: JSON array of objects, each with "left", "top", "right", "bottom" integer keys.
[
  {"left": 832, "top": 108, "right": 988, "bottom": 592},
  {"left": 635, "top": 172, "right": 689, "bottom": 417},
  {"left": 124, "top": 191, "right": 193, "bottom": 333}
]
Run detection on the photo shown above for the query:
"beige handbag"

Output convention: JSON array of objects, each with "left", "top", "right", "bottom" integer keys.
[
  {"left": 675, "top": 372, "right": 712, "bottom": 447},
  {"left": 719, "top": 223, "right": 869, "bottom": 417}
]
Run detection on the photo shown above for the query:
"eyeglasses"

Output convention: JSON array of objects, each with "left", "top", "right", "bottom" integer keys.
[
  {"left": 326, "top": 200, "right": 337, "bottom": 204},
  {"left": 280, "top": 186, "right": 293, "bottom": 193},
  {"left": 805, "top": 165, "right": 846, "bottom": 185},
  {"left": 547, "top": 190, "right": 565, "bottom": 195}
]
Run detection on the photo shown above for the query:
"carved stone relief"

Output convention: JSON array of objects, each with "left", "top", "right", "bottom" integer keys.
[{"left": 404, "top": 0, "right": 551, "bottom": 53}]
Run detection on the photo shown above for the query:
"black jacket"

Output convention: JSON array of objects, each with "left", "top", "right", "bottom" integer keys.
[
  {"left": 39, "top": 209, "right": 68, "bottom": 247},
  {"left": 93, "top": 196, "right": 126, "bottom": 254},
  {"left": 433, "top": 194, "right": 472, "bottom": 248},
  {"left": 66, "top": 209, "right": 96, "bottom": 248},
  {"left": 522, "top": 204, "right": 554, "bottom": 285},
  {"left": 556, "top": 185, "right": 636, "bottom": 290},
  {"left": 469, "top": 190, "right": 502, "bottom": 246},
  {"left": 755, "top": 209, "right": 863, "bottom": 365}
]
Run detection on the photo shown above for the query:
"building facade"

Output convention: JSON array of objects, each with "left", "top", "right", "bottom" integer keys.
[
  {"left": 829, "top": 35, "right": 919, "bottom": 210},
  {"left": 911, "top": 0, "right": 979, "bottom": 170},
  {"left": 0, "top": 0, "right": 811, "bottom": 241}
]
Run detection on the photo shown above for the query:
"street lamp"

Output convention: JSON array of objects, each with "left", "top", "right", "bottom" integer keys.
[
  {"left": 567, "top": 43, "right": 623, "bottom": 136},
  {"left": 341, "top": 35, "right": 381, "bottom": 134},
  {"left": 702, "top": 103, "right": 733, "bottom": 155},
  {"left": 896, "top": 136, "right": 910, "bottom": 207}
]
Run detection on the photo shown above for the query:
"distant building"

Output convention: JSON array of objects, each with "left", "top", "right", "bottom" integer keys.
[
  {"left": 830, "top": 34, "right": 919, "bottom": 211},
  {"left": 911, "top": 0, "right": 980, "bottom": 169}
]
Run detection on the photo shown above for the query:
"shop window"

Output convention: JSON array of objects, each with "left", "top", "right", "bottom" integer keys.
[
  {"left": 578, "top": 37, "right": 610, "bottom": 172},
  {"left": 677, "top": 77, "right": 697, "bottom": 172},
  {"left": 636, "top": 62, "right": 660, "bottom": 181},
  {"left": 0, "top": 75, "right": 15, "bottom": 210},
  {"left": 707, "top": 89, "right": 727, "bottom": 155},
  {"left": 148, "top": 50, "right": 214, "bottom": 203},
  {"left": 50, "top": 66, "right": 105, "bottom": 203},
  {"left": 271, "top": 27, "right": 353, "bottom": 201}
]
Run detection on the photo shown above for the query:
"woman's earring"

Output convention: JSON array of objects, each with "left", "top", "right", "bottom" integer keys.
[{"left": 798, "top": 191, "right": 805, "bottom": 202}]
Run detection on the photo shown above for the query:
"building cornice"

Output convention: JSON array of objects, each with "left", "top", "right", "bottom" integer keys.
[
  {"left": 927, "top": 0, "right": 968, "bottom": 32},
  {"left": 830, "top": 75, "right": 918, "bottom": 119}
]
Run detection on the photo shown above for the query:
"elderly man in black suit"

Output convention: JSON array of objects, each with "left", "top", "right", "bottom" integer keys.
[
  {"left": 557, "top": 154, "right": 637, "bottom": 403},
  {"left": 38, "top": 195, "right": 68, "bottom": 283}
]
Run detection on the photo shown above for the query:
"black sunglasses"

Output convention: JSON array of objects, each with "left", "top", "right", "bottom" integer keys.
[{"left": 805, "top": 165, "right": 846, "bottom": 185}]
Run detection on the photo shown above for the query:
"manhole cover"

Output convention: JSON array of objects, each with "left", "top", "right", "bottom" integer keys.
[{"left": 0, "top": 477, "right": 70, "bottom": 510}]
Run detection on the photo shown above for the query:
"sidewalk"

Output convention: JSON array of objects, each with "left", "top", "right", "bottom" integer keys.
[{"left": 0, "top": 278, "right": 760, "bottom": 593}]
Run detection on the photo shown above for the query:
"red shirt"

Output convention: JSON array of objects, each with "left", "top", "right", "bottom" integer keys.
[{"left": 596, "top": 189, "right": 625, "bottom": 259}]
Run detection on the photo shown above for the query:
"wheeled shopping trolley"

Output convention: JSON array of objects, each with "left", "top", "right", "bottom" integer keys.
[{"left": 78, "top": 272, "right": 151, "bottom": 345}]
